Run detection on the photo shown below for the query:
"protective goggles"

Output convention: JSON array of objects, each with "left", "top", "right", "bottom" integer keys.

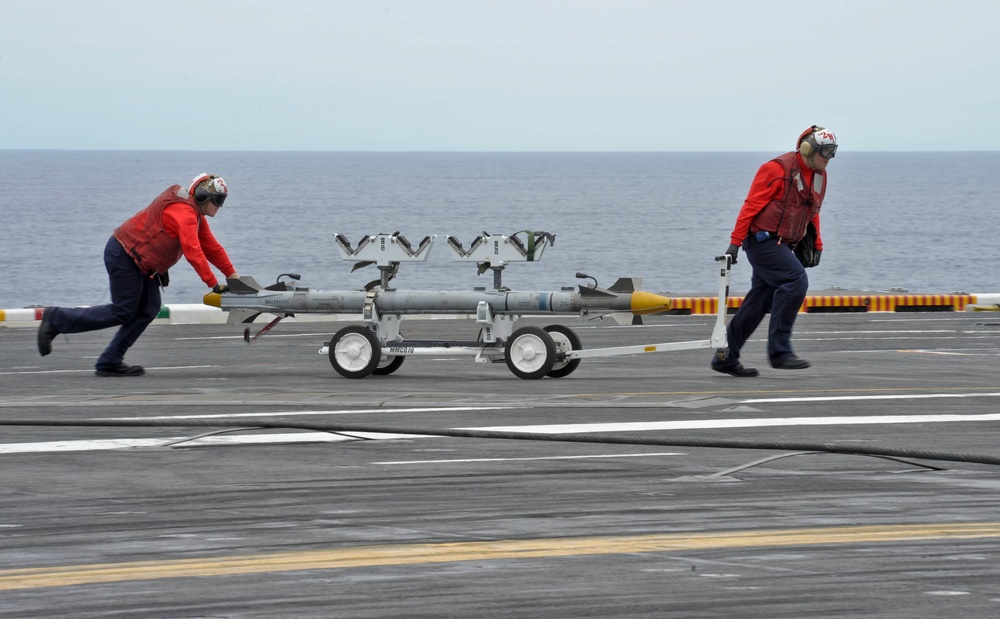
[
  {"left": 817, "top": 144, "right": 838, "bottom": 159},
  {"left": 210, "top": 192, "right": 227, "bottom": 207}
]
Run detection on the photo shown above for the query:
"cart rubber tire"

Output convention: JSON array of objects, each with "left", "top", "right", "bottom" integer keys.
[
  {"left": 372, "top": 354, "right": 406, "bottom": 376},
  {"left": 329, "top": 326, "right": 381, "bottom": 378},
  {"left": 504, "top": 326, "right": 556, "bottom": 379},
  {"left": 543, "top": 324, "right": 582, "bottom": 378}
]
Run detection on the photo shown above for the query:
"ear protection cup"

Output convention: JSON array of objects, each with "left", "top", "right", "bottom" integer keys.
[
  {"left": 188, "top": 172, "right": 213, "bottom": 201},
  {"left": 797, "top": 125, "right": 824, "bottom": 157},
  {"left": 190, "top": 174, "right": 218, "bottom": 203}
]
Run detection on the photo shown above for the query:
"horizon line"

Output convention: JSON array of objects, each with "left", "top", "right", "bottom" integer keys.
[{"left": 2, "top": 148, "right": 997, "bottom": 154}]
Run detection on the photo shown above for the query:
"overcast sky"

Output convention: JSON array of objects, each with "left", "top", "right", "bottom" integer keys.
[{"left": 2, "top": 0, "right": 996, "bottom": 151}]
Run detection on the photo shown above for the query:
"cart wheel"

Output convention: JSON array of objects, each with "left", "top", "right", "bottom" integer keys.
[
  {"left": 504, "top": 326, "right": 556, "bottom": 379},
  {"left": 373, "top": 354, "right": 405, "bottom": 375},
  {"left": 329, "top": 326, "right": 381, "bottom": 378},
  {"left": 543, "top": 324, "right": 582, "bottom": 378}
]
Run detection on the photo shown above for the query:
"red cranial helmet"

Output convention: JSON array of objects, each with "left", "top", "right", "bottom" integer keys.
[
  {"left": 188, "top": 173, "right": 228, "bottom": 206},
  {"left": 797, "top": 126, "right": 838, "bottom": 159}
]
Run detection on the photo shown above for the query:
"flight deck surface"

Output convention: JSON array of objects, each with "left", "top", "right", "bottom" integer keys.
[{"left": 2, "top": 312, "right": 999, "bottom": 617}]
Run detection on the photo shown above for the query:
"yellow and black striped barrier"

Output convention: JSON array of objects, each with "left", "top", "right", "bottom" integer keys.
[{"left": 667, "top": 293, "right": 985, "bottom": 315}]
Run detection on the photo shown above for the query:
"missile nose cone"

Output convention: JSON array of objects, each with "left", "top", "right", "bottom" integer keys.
[
  {"left": 630, "top": 291, "right": 672, "bottom": 315},
  {"left": 204, "top": 292, "right": 222, "bottom": 308}
]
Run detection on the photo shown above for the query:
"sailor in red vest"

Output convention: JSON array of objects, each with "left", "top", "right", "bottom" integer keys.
[
  {"left": 711, "top": 126, "right": 837, "bottom": 377},
  {"left": 37, "top": 173, "right": 238, "bottom": 376}
]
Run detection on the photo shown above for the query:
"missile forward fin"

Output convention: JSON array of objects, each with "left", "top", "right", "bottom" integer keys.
[
  {"left": 584, "top": 311, "right": 639, "bottom": 326},
  {"left": 608, "top": 312, "right": 639, "bottom": 326},
  {"left": 608, "top": 277, "right": 643, "bottom": 293},
  {"left": 578, "top": 285, "right": 616, "bottom": 298}
]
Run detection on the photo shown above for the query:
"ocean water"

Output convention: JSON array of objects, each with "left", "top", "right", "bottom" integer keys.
[{"left": 2, "top": 151, "right": 997, "bottom": 310}]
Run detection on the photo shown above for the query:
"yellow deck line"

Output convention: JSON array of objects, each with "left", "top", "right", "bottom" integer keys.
[{"left": 4, "top": 522, "right": 1000, "bottom": 590}]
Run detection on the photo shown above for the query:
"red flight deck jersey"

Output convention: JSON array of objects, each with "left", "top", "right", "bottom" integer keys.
[
  {"left": 728, "top": 152, "right": 824, "bottom": 252},
  {"left": 161, "top": 202, "right": 235, "bottom": 289}
]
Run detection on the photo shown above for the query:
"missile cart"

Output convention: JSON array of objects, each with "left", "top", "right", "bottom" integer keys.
[{"left": 206, "top": 231, "right": 732, "bottom": 380}]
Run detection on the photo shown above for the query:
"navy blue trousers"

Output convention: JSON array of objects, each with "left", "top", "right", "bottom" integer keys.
[
  {"left": 48, "top": 236, "right": 162, "bottom": 369},
  {"left": 725, "top": 234, "right": 809, "bottom": 365}
]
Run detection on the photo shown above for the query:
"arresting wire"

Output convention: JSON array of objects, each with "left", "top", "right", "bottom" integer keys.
[{"left": 1, "top": 417, "right": 999, "bottom": 467}]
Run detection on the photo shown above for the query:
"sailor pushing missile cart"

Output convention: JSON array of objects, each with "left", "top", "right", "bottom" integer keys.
[{"left": 203, "top": 231, "right": 732, "bottom": 379}]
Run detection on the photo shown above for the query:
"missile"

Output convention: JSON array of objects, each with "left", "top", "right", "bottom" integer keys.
[{"left": 203, "top": 276, "right": 673, "bottom": 320}]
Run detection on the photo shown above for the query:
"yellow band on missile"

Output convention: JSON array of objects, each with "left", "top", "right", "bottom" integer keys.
[
  {"left": 204, "top": 292, "right": 222, "bottom": 308},
  {"left": 630, "top": 291, "right": 672, "bottom": 315}
]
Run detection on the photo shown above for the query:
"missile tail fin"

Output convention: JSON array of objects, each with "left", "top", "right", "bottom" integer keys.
[{"left": 227, "top": 276, "right": 265, "bottom": 294}]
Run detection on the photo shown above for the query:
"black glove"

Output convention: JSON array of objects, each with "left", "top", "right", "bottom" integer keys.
[
  {"left": 212, "top": 284, "right": 229, "bottom": 294},
  {"left": 810, "top": 250, "right": 822, "bottom": 268},
  {"left": 725, "top": 243, "right": 740, "bottom": 265}
]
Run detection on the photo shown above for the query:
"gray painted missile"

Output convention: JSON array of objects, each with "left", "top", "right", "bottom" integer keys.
[{"left": 203, "top": 276, "right": 673, "bottom": 317}]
